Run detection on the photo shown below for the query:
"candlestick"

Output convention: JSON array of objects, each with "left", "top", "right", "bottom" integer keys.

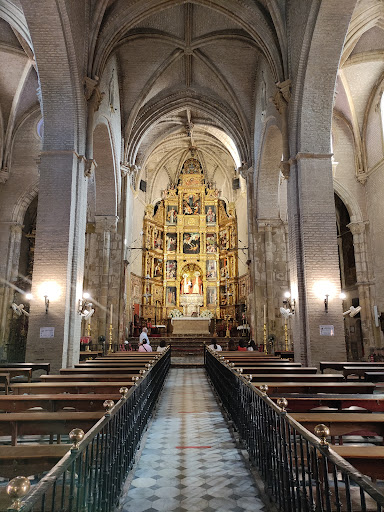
[
  {"left": 263, "top": 304, "right": 266, "bottom": 324},
  {"left": 263, "top": 323, "right": 267, "bottom": 354},
  {"left": 107, "top": 323, "right": 113, "bottom": 354},
  {"left": 284, "top": 319, "right": 289, "bottom": 352},
  {"left": 110, "top": 303, "right": 113, "bottom": 321}
]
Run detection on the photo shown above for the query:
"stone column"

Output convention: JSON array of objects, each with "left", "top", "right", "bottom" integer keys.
[
  {"left": 94, "top": 215, "right": 118, "bottom": 339},
  {"left": 347, "top": 220, "right": 376, "bottom": 354},
  {"left": 26, "top": 151, "right": 88, "bottom": 372},
  {"left": 0, "top": 223, "right": 23, "bottom": 359},
  {"left": 288, "top": 153, "right": 346, "bottom": 367},
  {"left": 239, "top": 165, "right": 256, "bottom": 336}
]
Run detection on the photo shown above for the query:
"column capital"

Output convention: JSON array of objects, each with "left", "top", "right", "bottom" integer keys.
[
  {"left": 347, "top": 220, "right": 368, "bottom": 236},
  {"left": 238, "top": 164, "right": 253, "bottom": 181},
  {"left": 84, "top": 76, "right": 104, "bottom": 112},
  {"left": 271, "top": 79, "right": 291, "bottom": 114}
]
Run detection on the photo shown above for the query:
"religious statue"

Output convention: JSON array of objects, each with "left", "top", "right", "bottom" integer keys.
[
  {"left": 181, "top": 273, "right": 192, "bottom": 294},
  {"left": 192, "top": 272, "right": 203, "bottom": 294},
  {"left": 206, "top": 206, "right": 216, "bottom": 223},
  {"left": 167, "top": 206, "right": 177, "bottom": 224}
]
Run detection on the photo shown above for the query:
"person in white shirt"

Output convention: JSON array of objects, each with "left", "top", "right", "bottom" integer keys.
[
  {"left": 208, "top": 339, "right": 222, "bottom": 351},
  {"left": 139, "top": 327, "right": 150, "bottom": 345},
  {"left": 157, "top": 340, "right": 167, "bottom": 352}
]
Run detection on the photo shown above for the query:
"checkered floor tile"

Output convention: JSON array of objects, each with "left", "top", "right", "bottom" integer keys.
[{"left": 119, "top": 368, "right": 266, "bottom": 512}]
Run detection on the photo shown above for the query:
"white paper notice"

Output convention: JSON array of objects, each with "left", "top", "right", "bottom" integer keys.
[
  {"left": 320, "top": 325, "right": 334, "bottom": 336},
  {"left": 40, "top": 327, "right": 55, "bottom": 338}
]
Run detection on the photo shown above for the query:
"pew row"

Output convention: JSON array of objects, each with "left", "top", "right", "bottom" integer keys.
[
  {"left": 0, "top": 394, "right": 121, "bottom": 413},
  {"left": 11, "top": 381, "right": 135, "bottom": 395},
  {"left": 291, "top": 412, "right": 384, "bottom": 440},
  {"left": 40, "top": 374, "right": 139, "bottom": 382},
  {"left": 252, "top": 382, "right": 376, "bottom": 394},
  {"left": 271, "top": 394, "right": 384, "bottom": 413},
  {"left": 0, "top": 445, "right": 70, "bottom": 478},
  {"left": 320, "top": 361, "right": 384, "bottom": 373},
  {"left": 0, "top": 411, "right": 103, "bottom": 445},
  {"left": 0, "top": 363, "right": 50, "bottom": 374}
]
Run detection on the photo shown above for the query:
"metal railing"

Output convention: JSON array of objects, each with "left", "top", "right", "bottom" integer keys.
[
  {"left": 6, "top": 348, "right": 171, "bottom": 512},
  {"left": 205, "top": 348, "right": 384, "bottom": 512}
]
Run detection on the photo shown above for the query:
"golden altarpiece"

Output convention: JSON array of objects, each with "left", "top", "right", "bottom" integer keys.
[{"left": 141, "top": 157, "right": 239, "bottom": 323}]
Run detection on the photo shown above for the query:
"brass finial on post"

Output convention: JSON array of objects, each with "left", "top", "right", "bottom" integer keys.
[
  {"left": 6, "top": 476, "right": 31, "bottom": 511},
  {"left": 69, "top": 428, "right": 85, "bottom": 450},
  {"left": 103, "top": 399, "right": 115, "bottom": 415},
  {"left": 119, "top": 386, "right": 129, "bottom": 398},
  {"left": 314, "top": 424, "right": 330, "bottom": 447},
  {"left": 277, "top": 397, "right": 288, "bottom": 412},
  {"left": 259, "top": 384, "right": 268, "bottom": 394}
]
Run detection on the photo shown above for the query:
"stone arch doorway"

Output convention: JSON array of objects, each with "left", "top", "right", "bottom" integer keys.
[{"left": 335, "top": 193, "right": 362, "bottom": 360}]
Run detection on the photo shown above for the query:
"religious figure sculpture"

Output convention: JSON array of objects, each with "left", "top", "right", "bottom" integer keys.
[
  {"left": 181, "top": 273, "right": 192, "bottom": 294},
  {"left": 192, "top": 272, "right": 203, "bottom": 294}
]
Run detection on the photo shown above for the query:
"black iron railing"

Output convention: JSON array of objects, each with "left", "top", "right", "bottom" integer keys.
[
  {"left": 7, "top": 348, "right": 170, "bottom": 512},
  {"left": 205, "top": 348, "right": 384, "bottom": 512}
]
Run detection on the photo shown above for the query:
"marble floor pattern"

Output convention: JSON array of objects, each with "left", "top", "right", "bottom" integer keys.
[{"left": 119, "top": 368, "right": 266, "bottom": 512}]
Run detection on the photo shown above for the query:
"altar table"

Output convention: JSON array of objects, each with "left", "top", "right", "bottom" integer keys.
[{"left": 171, "top": 317, "right": 210, "bottom": 335}]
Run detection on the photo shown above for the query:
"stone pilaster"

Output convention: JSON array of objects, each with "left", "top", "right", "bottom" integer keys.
[
  {"left": 26, "top": 151, "right": 88, "bottom": 372},
  {"left": 0, "top": 223, "right": 23, "bottom": 360},
  {"left": 288, "top": 153, "right": 346, "bottom": 367},
  {"left": 347, "top": 220, "right": 376, "bottom": 354}
]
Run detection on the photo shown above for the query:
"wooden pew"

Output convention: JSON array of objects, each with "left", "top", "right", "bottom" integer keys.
[
  {"left": 251, "top": 382, "right": 376, "bottom": 394},
  {"left": 238, "top": 367, "right": 317, "bottom": 375},
  {"left": 0, "top": 411, "right": 103, "bottom": 445},
  {"left": 240, "top": 373, "right": 344, "bottom": 382},
  {"left": 320, "top": 361, "right": 384, "bottom": 374},
  {"left": 11, "top": 381, "right": 135, "bottom": 395},
  {"left": 270, "top": 394, "right": 384, "bottom": 413},
  {"left": 343, "top": 366, "right": 384, "bottom": 379},
  {"left": 223, "top": 362, "right": 303, "bottom": 368},
  {"left": 0, "top": 394, "right": 121, "bottom": 413},
  {"left": 291, "top": 412, "right": 384, "bottom": 440},
  {"left": 79, "top": 350, "right": 103, "bottom": 360},
  {"left": 40, "top": 373, "right": 139, "bottom": 382},
  {"left": 0, "top": 362, "right": 50, "bottom": 374},
  {"left": 60, "top": 367, "right": 142, "bottom": 375},
  {"left": 0, "top": 445, "right": 70, "bottom": 478},
  {"left": 0, "top": 373, "right": 9, "bottom": 394},
  {"left": 365, "top": 372, "right": 384, "bottom": 382},
  {"left": 74, "top": 362, "right": 151, "bottom": 368},
  {"left": 1, "top": 368, "right": 33, "bottom": 382},
  {"left": 330, "top": 446, "right": 384, "bottom": 481}
]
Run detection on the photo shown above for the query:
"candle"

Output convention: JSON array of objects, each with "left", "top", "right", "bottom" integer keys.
[
  {"left": 263, "top": 304, "right": 266, "bottom": 325},
  {"left": 110, "top": 303, "right": 113, "bottom": 322}
]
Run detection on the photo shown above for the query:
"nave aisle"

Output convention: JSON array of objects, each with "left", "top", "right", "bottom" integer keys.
[{"left": 119, "top": 368, "right": 266, "bottom": 512}]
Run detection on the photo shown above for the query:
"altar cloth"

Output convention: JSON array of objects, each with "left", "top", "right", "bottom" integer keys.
[{"left": 171, "top": 317, "right": 210, "bottom": 334}]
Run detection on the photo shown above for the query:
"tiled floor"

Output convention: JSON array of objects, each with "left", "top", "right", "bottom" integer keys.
[{"left": 119, "top": 368, "right": 266, "bottom": 512}]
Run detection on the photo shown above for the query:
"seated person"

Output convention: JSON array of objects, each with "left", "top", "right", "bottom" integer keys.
[
  {"left": 237, "top": 339, "right": 247, "bottom": 351},
  {"left": 248, "top": 339, "right": 257, "bottom": 351},
  {"left": 157, "top": 340, "right": 167, "bottom": 352},
  {"left": 138, "top": 339, "right": 152, "bottom": 352},
  {"left": 208, "top": 339, "right": 222, "bottom": 351}
]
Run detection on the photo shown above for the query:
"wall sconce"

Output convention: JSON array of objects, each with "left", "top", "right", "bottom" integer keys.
[
  {"left": 78, "top": 293, "right": 94, "bottom": 319},
  {"left": 283, "top": 291, "right": 295, "bottom": 314},
  {"left": 38, "top": 282, "right": 61, "bottom": 314},
  {"left": 313, "top": 281, "right": 336, "bottom": 313},
  {"left": 44, "top": 295, "right": 49, "bottom": 314}
]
